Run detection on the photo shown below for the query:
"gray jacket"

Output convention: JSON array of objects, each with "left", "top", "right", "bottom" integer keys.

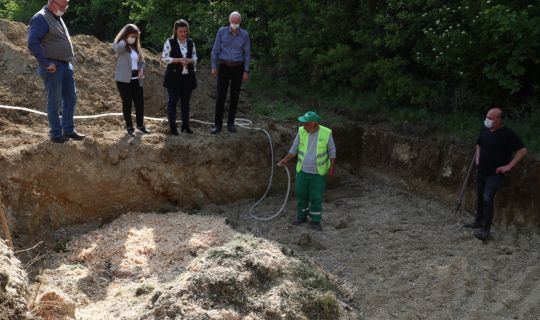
[{"left": 112, "top": 40, "right": 146, "bottom": 86}]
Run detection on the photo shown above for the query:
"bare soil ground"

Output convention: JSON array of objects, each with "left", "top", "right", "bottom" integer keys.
[
  {"left": 20, "top": 166, "right": 539, "bottom": 320},
  {"left": 212, "top": 168, "right": 540, "bottom": 320}
]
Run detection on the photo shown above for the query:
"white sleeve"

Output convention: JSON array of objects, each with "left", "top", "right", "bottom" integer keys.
[
  {"left": 192, "top": 42, "right": 198, "bottom": 64},
  {"left": 161, "top": 40, "right": 174, "bottom": 64}
]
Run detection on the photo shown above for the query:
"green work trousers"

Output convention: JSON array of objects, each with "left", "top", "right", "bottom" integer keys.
[{"left": 296, "top": 171, "right": 327, "bottom": 222}]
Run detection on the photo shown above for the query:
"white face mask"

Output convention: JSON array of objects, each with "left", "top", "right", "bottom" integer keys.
[
  {"left": 127, "top": 37, "right": 137, "bottom": 45},
  {"left": 484, "top": 118, "right": 494, "bottom": 129},
  {"left": 230, "top": 23, "right": 240, "bottom": 30}
]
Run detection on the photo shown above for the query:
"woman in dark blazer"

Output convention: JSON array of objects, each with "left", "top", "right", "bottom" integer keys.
[
  {"left": 162, "top": 19, "right": 198, "bottom": 135},
  {"left": 112, "top": 24, "right": 149, "bottom": 136}
]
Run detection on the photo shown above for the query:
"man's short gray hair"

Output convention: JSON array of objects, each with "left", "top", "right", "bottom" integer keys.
[{"left": 229, "top": 11, "right": 241, "bottom": 20}]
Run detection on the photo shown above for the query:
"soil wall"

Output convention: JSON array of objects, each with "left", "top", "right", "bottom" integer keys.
[
  {"left": 334, "top": 125, "right": 540, "bottom": 228},
  {"left": 0, "top": 130, "right": 286, "bottom": 236}
]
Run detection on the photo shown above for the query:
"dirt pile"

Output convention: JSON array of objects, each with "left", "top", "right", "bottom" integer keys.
[
  {"left": 30, "top": 212, "right": 355, "bottom": 319},
  {"left": 0, "top": 18, "right": 248, "bottom": 126},
  {"left": 142, "top": 235, "right": 353, "bottom": 320},
  {"left": 0, "top": 18, "right": 267, "bottom": 237},
  {"left": 0, "top": 239, "right": 31, "bottom": 320},
  {"left": 0, "top": 19, "right": 157, "bottom": 116}
]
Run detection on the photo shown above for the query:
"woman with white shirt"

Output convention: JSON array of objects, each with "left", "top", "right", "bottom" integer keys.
[
  {"left": 162, "top": 19, "right": 198, "bottom": 135},
  {"left": 112, "top": 24, "right": 149, "bottom": 136}
]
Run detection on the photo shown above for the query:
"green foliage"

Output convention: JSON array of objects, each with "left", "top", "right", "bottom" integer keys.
[
  {"left": 3, "top": 0, "right": 539, "bottom": 152},
  {"left": 0, "top": 0, "right": 42, "bottom": 21}
]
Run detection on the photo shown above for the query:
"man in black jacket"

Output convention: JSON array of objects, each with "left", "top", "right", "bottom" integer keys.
[{"left": 465, "top": 107, "right": 527, "bottom": 241}]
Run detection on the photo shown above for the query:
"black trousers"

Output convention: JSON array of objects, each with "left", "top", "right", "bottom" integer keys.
[
  {"left": 167, "top": 77, "right": 193, "bottom": 131},
  {"left": 214, "top": 64, "right": 243, "bottom": 127},
  {"left": 116, "top": 79, "right": 144, "bottom": 129},
  {"left": 476, "top": 173, "right": 504, "bottom": 230}
]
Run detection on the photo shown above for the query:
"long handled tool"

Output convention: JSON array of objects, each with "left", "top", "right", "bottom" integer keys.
[
  {"left": 454, "top": 149, "right": 477, "bottom": 215},
  {"left": 0, "top": 203, "right": 14, "bottom": 249}
]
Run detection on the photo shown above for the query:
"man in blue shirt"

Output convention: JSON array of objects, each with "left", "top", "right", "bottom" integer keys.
[
  {"left": 210, "top": 11, "right": 251, "bottom": 134},
  {"left": 27, "top": 0, "right": 85, "bottom": 143}
]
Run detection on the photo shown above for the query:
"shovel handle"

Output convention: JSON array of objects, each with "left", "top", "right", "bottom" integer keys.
[{"left": 455, "top": 150, "right": 477, "bottom": 214}]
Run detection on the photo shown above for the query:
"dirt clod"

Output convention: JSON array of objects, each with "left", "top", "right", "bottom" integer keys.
[{"left": 31, "top": 291, "right": 76, "bottom": 320}]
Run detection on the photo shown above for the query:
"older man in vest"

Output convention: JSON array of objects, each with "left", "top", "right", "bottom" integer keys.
[
  {"left": 28, "top": 0, "right": 85, "bottom": 143},
  {"left": 278, "top": 111, "right": 336, "bottom": 231}
]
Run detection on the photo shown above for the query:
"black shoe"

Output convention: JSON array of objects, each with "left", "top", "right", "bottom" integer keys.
[
  {"left": 292, "top": 217, "right": 308, "bottom": 226},
  {"left": 170, "top": 129, "right": 179, "bottom": 136},
  {"left": 463, "top": 221, "right": 482, "bottom": 229},
  {"left": 181, "top": 127, "right": 194, "bottom": 134},
  {"left": 227, "top": 124, "right": 237, "bottom": 133},
  {"left": 310, "top": 221, "right": 323, "bottom": 231},
  {"left": 137, "top": 126, "right": 150, "bottom": 134},
  {"left": 211, "top": 127, "right": 221, "bottom": 134},
  {"left": 473, "top": 228, "right": 490, "bottom": 241},
  {"left": 65, "top": 131, "right": 86, "bottom": 141},
  {"left": 50, "top": 135, "right": 69, "bottom": 143},
  {"left": 127, "top": 128, "right": 135, "bottom": 137}
]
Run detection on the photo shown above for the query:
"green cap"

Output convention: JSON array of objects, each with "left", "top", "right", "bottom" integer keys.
[{"left": 298, "top": 111, "right": 320, "bottom": 123}]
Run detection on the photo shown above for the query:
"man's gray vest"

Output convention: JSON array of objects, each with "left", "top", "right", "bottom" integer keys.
[{"left": 37, "top": 7, "right": 74, "bottom": 62}]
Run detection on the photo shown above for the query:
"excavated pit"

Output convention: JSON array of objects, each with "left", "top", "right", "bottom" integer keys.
[
  {"left": 0, "top": 118, "right": 288, "bottom": 237},
  {"left": 1, "top": 18, "right": 540, "bottom": 320}
]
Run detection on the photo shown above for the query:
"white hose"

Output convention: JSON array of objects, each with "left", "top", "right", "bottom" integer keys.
[{"left": 0, "top": 104, "right": 290, "bottom": 221}]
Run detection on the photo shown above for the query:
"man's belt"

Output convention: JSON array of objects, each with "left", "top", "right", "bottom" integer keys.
[{"left": 219, "top": 60, "right": 243, "bottom": 66}]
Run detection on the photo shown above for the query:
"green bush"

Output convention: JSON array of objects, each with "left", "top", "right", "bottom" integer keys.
[{"left": 3, "top": 0, "right": 539, "bottom": 149}]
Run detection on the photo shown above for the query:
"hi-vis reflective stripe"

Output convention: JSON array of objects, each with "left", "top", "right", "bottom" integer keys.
[
  {"left": 298, "top": 151, "right": 305, "bottom": 161},
  {"left": 317, "top": 153, "right": 329, "bottom": 166},
  {"left": 300, "top": 208, "right": 309, "bottom": 212},
  {"left": 310, "top": 212, "right": 321, "bottom": 216},
  {"left": 317, "top": 160, "right": 328, "bottom": 167}
]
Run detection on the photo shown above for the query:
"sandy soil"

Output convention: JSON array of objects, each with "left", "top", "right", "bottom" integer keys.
[
  {"left": 27, "top": 213, "right": 355, "bottom": 320},
  {"left": 212, "top": 168, "right": 540, "bottom": 320},
  {"left": 19, "top": 166, "right": 539, "bottom": 320}
]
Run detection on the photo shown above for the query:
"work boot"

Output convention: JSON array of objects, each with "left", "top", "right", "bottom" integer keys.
[
  {"left": 292, "top": 217, "right": 307, "bottom": 226},
  {"left": 50, "top": 135, "right": 69, "bottom": 143},
  {"left": 463, "top": 221, "right": 482, "bottom": 229},
  {"left": 473, "top": 228, "right": 490, "bottom": 241},
  {"left": 181, "top": 126, "right": 193, "bottom": 134},
  {"left": 137, "top": 126, "right": 151, "bottom": 134},
  {"left": 310, "top": 221, "right": 323, "bottom": 231},
  {"left": 65, "top": 131, "right": 86, "bottom": 141}
]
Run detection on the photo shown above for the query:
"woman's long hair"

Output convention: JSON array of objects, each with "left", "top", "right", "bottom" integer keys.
[
  {"left": 114, "top": 24, "right": 144, "bottom": 62},
  {"left": 172, "top": 19, "right": 189, "bottom": 39}
]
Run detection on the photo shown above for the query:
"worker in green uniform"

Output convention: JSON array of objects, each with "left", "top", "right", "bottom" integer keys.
[{"left": 278, "top": 111, "right": 336, "bottom": 231}]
